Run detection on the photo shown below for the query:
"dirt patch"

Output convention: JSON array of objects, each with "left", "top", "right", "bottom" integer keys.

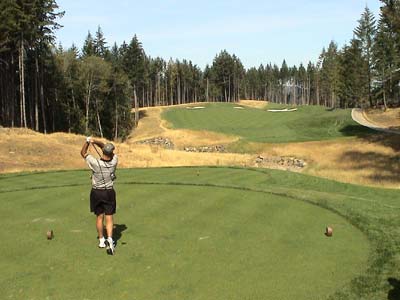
[{"left": 364, "top": 108, "right": 400, "bottom": 129}]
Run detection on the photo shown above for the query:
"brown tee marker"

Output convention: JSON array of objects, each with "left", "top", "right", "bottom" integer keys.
[
  {"left": 47, "top": 230, "right": 54, "bottom": 240},
  {"left": 325, "top": 226, "right": 333, "bottom": 237}
]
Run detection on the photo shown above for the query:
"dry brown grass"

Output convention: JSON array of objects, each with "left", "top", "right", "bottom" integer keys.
[
  {"left": 0, "top": 127, "right": 253, "bottom": 173},
  {"left": 128, "top": 105, "right": 239, "bottom": 148},
  {"left": 2, "top": 104, "right": 400, "bottom": 189},
  {"left": 0, "top": 128, "right": 88, "bottom": 173},
  {"left": 365, "top": 108, "right": 400, "bottom": 128},
  {"left": 253, "top": 136, "right": 400, "bottom": 188},
  {"left": 239, "top": 100, "right": 268, "bottom": 109}
]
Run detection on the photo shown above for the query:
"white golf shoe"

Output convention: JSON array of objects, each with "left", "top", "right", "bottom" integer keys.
[
  {"left": 106, "top": 237, "right": 115, "bottom": 255},
  {"left": 98, "top": 237, "right": 106, "bottom": 248}
]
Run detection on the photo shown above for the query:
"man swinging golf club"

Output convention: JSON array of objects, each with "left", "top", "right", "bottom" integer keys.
[{"left": 81, "top": 137, "right": 118, "bottom": 255}]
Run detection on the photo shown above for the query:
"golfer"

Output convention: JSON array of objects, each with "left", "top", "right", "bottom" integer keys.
[{"left": 81, "top": 137, "right": 118, "bottom": 255}]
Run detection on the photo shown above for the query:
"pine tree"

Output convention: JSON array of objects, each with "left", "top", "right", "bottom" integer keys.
[
  {"left": 122, "top": 35, "right": 146, "bottom": 126},
  {"left": 280, "top": 60, "right": 289, "bottom": 104},
  {"left": 82, "top": 31, "right": 95, "bottom": 57},
  {"left": 354, "top": 6, "right": 376, "bottom": 106},
  {"left": 210, "top": 50, "right": 238, "bottom": 102},
  {"left": 320, "top": 41, "right": 341, "bottom": 108},
  {"left": 339, "top": 39, "right": 366, "bottom": 107},
  {"left": 375, "top": 0, "right": 400, "bottom": 107},
  {"left": 94, "top": 26, "right": 108, "bottom": 58}
]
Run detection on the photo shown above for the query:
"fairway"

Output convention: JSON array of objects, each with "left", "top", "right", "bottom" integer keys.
[
  {"left": 0, "top": 168, "right": 372, "bottom": 300},
  {"left": 162, "top": 103, "right": 372, "bottom": 143}
]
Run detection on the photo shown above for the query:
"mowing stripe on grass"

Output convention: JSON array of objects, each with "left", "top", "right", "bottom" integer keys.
[{"left": 2, "top": 182, "right": 368, "bottom": 300}]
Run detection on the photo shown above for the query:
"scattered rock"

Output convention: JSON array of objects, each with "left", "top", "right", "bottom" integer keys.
[
  {"left": 255, "top": 155, "right": 264, "bottom": 163},
  {"left": 136, "top": 137, "right": 174, "bottom": 149},
  {"left": 255, "top": 155, "right": 306, "bottom": 169},
  {"left": 184, "top": 145, "right": 226, "bottom": 153}
]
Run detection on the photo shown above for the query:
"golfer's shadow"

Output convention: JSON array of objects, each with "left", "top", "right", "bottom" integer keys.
[
  {"left": 113, "top": 224, "right": 127, "bottom": 247},
  {"left": 388, "top": 278, "right": 400, "bottom": 300}
]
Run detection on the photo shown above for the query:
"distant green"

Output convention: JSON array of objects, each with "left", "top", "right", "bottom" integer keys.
[
  {"left": 3, "top": 167, "right": 398, "bottom": 299},
  {"left": 162, "top": 103, "right": 373, "bottom": 143}
]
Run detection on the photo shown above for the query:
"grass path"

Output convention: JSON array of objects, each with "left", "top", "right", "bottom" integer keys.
[{"left": 163, "top": 103, "right": 373, "bottom": 143}]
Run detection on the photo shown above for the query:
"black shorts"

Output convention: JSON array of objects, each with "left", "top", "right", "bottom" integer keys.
[{"left": 90, "top": 188, "right": 116, "bottom": 215}]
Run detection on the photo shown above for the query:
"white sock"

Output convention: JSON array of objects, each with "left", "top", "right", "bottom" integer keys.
[{"left": 99, "top": 237, "right": 105, "bottom": 241}]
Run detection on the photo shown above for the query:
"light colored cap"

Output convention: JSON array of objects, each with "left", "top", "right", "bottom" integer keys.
[{"left": 102, "top": 143, "right": 115, "bottom": 155}]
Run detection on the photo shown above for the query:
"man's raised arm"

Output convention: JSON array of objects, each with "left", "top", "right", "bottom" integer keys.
[
  {"left": 91, "top": 139, "right": 105, "bottom": 149},
  {"left": 81, "top": 137, "right": 91, "bottom": 158}
]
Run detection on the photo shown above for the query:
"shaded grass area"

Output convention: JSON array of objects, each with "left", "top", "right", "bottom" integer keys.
[
  {"left": 338, "top": 132, "right": 400, "bottom": 184},
  {"left": 162, "top": 103, "right": 374, "bottom": 143},
  {"left": 0, "top": 167, "right": 398, "bottom": 299}
]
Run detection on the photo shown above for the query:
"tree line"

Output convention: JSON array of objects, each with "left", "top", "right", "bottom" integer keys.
[{"left": 1, "top": 0, "right": 399, "bottom": 140}]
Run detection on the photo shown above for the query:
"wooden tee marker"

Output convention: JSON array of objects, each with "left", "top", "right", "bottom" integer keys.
[
  {"left": 325, "top": 226, "right": 333, "bottom": 237},
  {"left": 47, "top": 230, "right": 54, "bottom": 240}
]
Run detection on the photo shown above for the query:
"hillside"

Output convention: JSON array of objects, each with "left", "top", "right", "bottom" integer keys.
[
  {"left": 163, "top": 103, "right": 371, "bottom": 143},
  {"left": 1, "top": 101, "right": 399, "bottom": 188}
]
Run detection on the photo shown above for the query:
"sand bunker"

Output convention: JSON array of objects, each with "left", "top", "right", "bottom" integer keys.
[
  {"left": 186, "top": 106, "right": 205, "bottom": 110},
  {"left": 268, "top": 108, "right": 297, "bottom": 112}
]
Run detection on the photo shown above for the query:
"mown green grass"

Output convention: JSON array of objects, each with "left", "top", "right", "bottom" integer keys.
[
  {"left": 2, "top": 167, "right": 398, "bottom": 299},
  {"left": 162, "top": 103, "right": 373, "bottom": 143}
]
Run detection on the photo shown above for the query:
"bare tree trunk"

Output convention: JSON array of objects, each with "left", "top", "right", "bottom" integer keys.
[
  {"left": 170, "top": 79, "right": 173, "bottom": 105},
  {"left": 11, "top": 55, "right": 15, "bottom": 127},
  {"left": 177, "top": 76, "right": 181, "bottom": 105},
  {"left": 85, "top": 74, "right": 93, "bottom": 134},
  {"left": 382, "top": 69, "right": 387, "bottom": 110},
  {"left": 228, "top": 76, "right": 231, "bottom": 102},
  {"left": 224, "top": 87, "right": 227, "bottom": 102},
  {"left": 35, "top": 57, "right": 39, "bottom": 131},
  {"left": 367, "top": 50, "right": 373, "bottom": 107},
  {"left": 383, "top": 85, "right": 387, "bottom": 110},
  {"left": 40, "top": 61, "right": 47, "bottom": 134},
  {"left": 157, "top": 73, "right": 161, "bottom": 105},
  {"left": 95, "top": 99, "right": 103, "bottom": 138},
  {"left": 183, "top": 82, "right": 186, "bottom": 104},
  {"left": 114, "top": 97, "right": 118, "bottom": 139},
  {"left": 293, "top": 81, "right": 296, "bottom": 105},
  {"left": 68, "top": 83, "right": 76, "bottom": 133},
  {"left": 134, "top": 87, "right": 139, "bottom": 127},
  {"left": 53, "top": 89, "right": 58, "bottom": 132},
  {"left": 237, "top": 79, "right": 239, "bottom": 102},
  {"left": 206, "top": 78, "right": 209, "bottom": 102},
  {"left": 19, "top": 38, "right": 27, "bottom": 128}
]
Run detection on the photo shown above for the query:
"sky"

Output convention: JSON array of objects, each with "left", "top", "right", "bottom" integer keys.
[{"left": 55, "top": 0, "right": 382, "bottom": 69}]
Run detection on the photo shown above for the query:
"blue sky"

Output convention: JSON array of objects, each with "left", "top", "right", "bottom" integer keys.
[{"left": 55, "top": 0, "right": 382, "bottom": 69}]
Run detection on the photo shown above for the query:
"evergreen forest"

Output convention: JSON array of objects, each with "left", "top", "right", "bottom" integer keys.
[{"left": 1, "top": 0, "right": 399, "bottom": 140}]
